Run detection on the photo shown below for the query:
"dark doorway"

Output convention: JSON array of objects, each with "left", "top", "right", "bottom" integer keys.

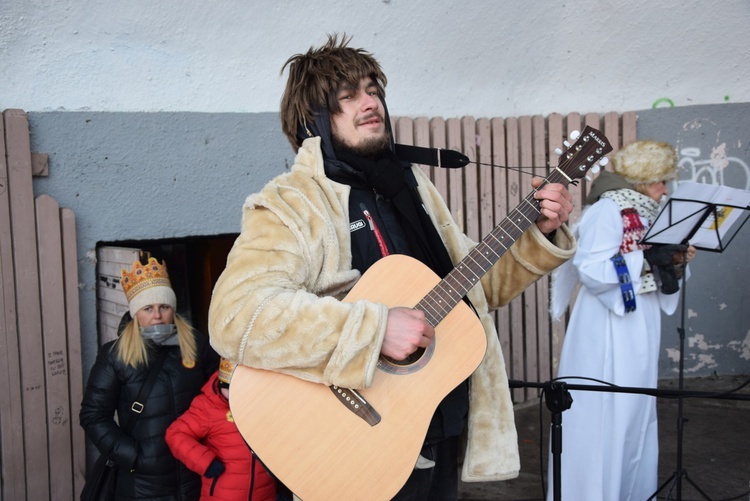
[{"left": 96, "top": 234, "right": 238, "bottom": 340}]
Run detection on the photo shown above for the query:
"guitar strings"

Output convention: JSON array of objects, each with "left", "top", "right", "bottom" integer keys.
[{"left": 444, "top": 160, "right": 558, "bottom": 176}]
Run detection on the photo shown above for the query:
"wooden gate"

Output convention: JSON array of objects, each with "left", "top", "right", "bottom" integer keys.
[
  {"left": 0, "top": 109, "right": 85, "bottom": 500},
  {"left": 392, "top": 111, "right": 636, "bottom": 404}
]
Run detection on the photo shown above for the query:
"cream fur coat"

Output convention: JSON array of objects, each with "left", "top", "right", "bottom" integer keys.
[{"left": 209, "top": 137, "right": 576, "bottom": 482}]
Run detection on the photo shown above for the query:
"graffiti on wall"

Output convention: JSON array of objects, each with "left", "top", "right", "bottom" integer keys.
[
  {"left": 678, "top": 145, "right": 750, "bottom": 190},
  {"left": 665, "top": 124, "right": 750, "bottom": 373}
]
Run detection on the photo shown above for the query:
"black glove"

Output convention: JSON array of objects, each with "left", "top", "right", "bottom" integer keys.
[
  {"left": 643, "top": 244, "right": 685, "bottom": 267},
  {"left": 204, "top": 459, "right": 225, "bottom": 478},
  {"left": 644, "top": 245, "right": 684, "bottom": 295}
]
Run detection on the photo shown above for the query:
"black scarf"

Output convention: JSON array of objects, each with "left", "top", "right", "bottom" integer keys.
[{"left": 333, "top": 145, "right": 455, "bottom": 279}]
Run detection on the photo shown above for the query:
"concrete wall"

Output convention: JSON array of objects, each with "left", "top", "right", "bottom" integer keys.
[
  {"left": 2, "top": 0, "right": 749, "bottom": 117},
  {"left": 636, "top": 103, "right": 750, "bottom": 378}
]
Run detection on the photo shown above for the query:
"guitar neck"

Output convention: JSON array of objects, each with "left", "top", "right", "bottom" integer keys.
[
  {"left": 415, "top": 124, "right": 612, "bottom": 326},
  {"left": 417, "top": 179, "right": 551, "bottom": 327}
]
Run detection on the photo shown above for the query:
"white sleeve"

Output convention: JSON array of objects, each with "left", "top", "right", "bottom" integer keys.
[{"left": 574, "top": 198, "right": 646, "bottom": 316}]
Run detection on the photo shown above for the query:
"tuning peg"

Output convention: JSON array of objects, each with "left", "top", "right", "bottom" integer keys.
[
  {"left": 584, "top": 160, "right": 605, "bottom": 181},
  {"left": 569, "top": 130, "right": 581, "bottom": 141},
  {"left": 554, "top": 147, "right": 563, "bottom": 155},
  {"left": 563, "top": 140, "right": 571, "bottom": 148}
]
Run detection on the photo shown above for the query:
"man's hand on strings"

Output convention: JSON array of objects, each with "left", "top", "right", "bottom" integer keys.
[
  {"left": 381, "top": 307, "right": 435, "bottom": 361},
  {"left": 532, "top": 177, "right": 574, "bottom": 235}
]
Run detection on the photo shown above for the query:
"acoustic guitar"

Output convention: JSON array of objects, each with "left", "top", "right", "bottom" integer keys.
[{"left": 229, "top": 125, "right": 612, "bottom": 500}]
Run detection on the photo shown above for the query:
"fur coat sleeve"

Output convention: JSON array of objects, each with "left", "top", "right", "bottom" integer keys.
[{"left": 209, "top": 139, "right": 388, "bottom": 390}]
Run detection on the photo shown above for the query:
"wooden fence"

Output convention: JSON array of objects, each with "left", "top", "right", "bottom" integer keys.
[
  {"left": 0, "top": 109, "right": 85, "bottom": 500},
  {"left": 0, "top": 108, "right": 634, "bottom": 500},
  {"left": 392, "top": 111, "right": 636, "bottom": 404}
]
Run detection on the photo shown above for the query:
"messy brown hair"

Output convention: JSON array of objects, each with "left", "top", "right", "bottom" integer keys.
[{"left": 280, "top": 33, "right": 387, "bottom": 151}]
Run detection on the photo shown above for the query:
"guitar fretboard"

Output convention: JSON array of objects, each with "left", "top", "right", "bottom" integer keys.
[
  {"left": 413, "top": 125, "right": 611, "bottom": 327},
  {"left": 416, "top": 176, "right": 558, "bottom": 327}
]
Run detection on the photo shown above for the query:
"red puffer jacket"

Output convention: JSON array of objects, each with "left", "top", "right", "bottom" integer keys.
[{"left": 166, "top": 372, "right": 276, "bottom": 500}]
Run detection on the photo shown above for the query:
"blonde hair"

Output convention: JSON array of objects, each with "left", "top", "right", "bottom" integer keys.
[{"left": 114, "top": 313, "right": 198, "bottom": 368}]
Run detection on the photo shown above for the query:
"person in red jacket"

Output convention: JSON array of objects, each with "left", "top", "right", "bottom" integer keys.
[{"left": 166, "top": 358, "right": 276, "bottom": 500}]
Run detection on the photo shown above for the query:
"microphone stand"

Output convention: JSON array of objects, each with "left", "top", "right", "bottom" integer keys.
[{"left": 508, "top": 379, "right": 750, "bottom": 501}]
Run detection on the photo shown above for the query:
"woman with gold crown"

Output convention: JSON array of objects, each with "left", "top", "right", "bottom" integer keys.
[{"left": 80, "top": 257, "right": 219, "bottom": 500}]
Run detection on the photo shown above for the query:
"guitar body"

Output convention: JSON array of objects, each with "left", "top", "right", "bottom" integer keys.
[{"left": 229, "top": 254, "right": 487, "bottom": 501}]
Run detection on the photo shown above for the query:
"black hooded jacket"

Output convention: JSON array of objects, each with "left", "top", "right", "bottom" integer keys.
[{"left": 80, "top": 317, "right": 219, "bottom": 501}]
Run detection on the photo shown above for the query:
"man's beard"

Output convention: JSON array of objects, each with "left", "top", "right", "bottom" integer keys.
[{"left": 331, "top": 129, "right": 392, "bottom": 159}]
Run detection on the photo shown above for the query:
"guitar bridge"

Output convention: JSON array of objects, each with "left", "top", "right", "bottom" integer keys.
[{"left": 330, "top": 386, "right": 381, "bottom": 426}]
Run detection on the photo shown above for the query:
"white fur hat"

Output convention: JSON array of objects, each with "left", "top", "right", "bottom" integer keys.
[
  {"left": 612, "top": 140, "right": 678, "bottom": 185},
  {"left": 120, "top": 257, "right": 177, "bottom": 317}
]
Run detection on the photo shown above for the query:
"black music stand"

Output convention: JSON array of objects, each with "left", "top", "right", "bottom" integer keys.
[{"left": 642, "top": 182, "right": 750, "bottom": 501}]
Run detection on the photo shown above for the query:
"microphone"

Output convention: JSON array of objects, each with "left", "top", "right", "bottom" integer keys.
[{"left": 394, "top": 144, "right": 470, "bottom": 169}]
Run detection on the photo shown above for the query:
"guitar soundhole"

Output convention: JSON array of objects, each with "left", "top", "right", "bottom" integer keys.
[
  {"left": 383, "top": 347, "right": 425, "bottom": 366},
  {"left": 378, "top": 340, "right": 434, "bottom": 375}
]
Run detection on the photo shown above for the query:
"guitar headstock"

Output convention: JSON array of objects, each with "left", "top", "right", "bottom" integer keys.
[{"left": 555, "top": 126, "right": 613, "bottom": 185}]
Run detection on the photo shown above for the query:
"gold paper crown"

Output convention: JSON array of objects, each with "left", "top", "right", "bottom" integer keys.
[
  {"left": 121, "top": 257, "right": 172, "bottom": 303},
  {"left": 218, "top": 358, "right": 236, "bottom": 385}
]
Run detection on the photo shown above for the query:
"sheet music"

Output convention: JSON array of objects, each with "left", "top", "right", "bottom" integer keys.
[{"left": 643, "top": 182, "right": 750, "bottom": 250}]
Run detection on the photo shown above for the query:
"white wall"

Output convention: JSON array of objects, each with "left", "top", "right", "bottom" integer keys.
[{"left": 2, "top": 0, "right": 749, "bottom": 117}]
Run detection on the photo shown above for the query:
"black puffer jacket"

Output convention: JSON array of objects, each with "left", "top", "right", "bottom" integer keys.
[{"left": 80, "top": 328, "right": 219, "bottom": 501}]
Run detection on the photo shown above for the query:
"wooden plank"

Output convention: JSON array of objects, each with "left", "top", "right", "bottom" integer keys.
[
  {"left": 429, "top": 118, "right": 448, "bottom": 201},
  {"left": 0, "top": 108, "right": 27, "bottom": 501},
  {"left": 413, "top": 117, "right": 432, "bottom": 178},
  {"left": 622, "top": 111, "right": 637, "bottom": 146},
  {"left": 395, "top": 117, "right": 414, "bottom": 149},
  {"left": 565, "top": 113, "right": 585, "bottom": 221},
  {"left": 36, "top": 195, "right": 74, "bottom": 500},
  {"left": 490, "top": 117, "right": 511, "bottom": 371},
  {"left": 61, "top": 207, "right": 86, "bottom": 499},
  {"left": 446, "top": 118, "right": 464, "bottom": 232},
  {"left": 582, "top": 113, "right": 602, "bottom": 201},
  {"left": 504, "top": 117, "right": 525, "bottom": 402},
  {"left": 475, "top": 118, "right": 494, "bottom": 239},
  {"left": 532, "top": 114, "right": 550, "bottom": 394},
  {"left": 518, "top": 116, "right": 537, "bottom": 403},
  {"left": 547, "top": 113, "right": 567, "bottom": 378},
  {"left": 603, "top": 111, "right": 621, "bottom": 152},
  {"left": 5, "top": 108, "right": 50, "bottom": 500},
  {"left": 461, "top": 116, "right": 480, "bottom": 243}
]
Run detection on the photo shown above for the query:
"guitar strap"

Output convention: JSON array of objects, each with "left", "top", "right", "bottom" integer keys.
[{"left": 124, "top": 350, "right": 168, "bottom": 434}]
